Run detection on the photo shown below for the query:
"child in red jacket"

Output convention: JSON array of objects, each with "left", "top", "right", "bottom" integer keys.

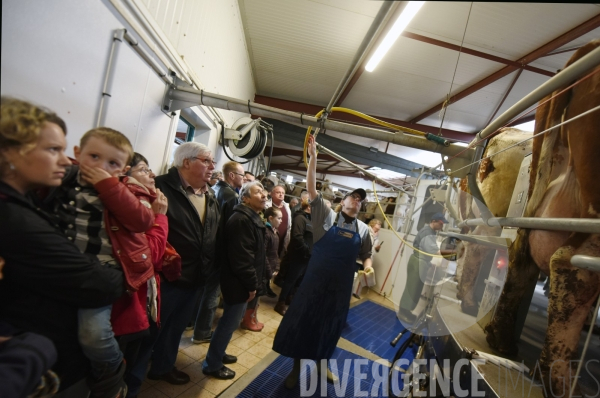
[{"left": 46, "top": 128, "right": 155, "bottom": 398}]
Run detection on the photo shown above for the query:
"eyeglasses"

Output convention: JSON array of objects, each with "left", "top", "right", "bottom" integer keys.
[
  {"left": 194, "top": 157, "right": 217, "bottom": 167},
  {"left": 134, "top": 167, "right": 152, "bottom": 175},
  {"left": 232, "top": 172, "right": 245, "bottom": 178}
]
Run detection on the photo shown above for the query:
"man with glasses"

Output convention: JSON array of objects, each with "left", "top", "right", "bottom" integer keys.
[
  {"left": 127, "top": 142, "right": 221, "bottom": 394},
  {"left": 213, "top": 161, "right": 245, "bottom": 220},
  {"left": 188, "top": 161, "right": 244, "bottom": 344},
  {"left": 273, "top": 136, "right": 373, "bottom": 389}
]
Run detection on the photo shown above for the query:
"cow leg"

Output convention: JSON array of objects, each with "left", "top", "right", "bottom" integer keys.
[
  {"left": 485, "top": 228, "right": 539, "bottom": 356},
  {"left": 458, "top": 225, "right": 502, "bottom": 315},
  {"left": 457, "top": 241, "right": 488, "bottom": 315},
  {"left": 537, "top": 233, "right": 600, "bottom": 398}
]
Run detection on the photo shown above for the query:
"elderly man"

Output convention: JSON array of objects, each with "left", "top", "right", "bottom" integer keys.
[
  {"left": 203, "top": 181, "right": 267, "bottom": 380},
  {"left": 189, "top": 160, "right": 246, "bottom": 338},
  {"left": 126, "top": 143, "right": 220, "bottom": 394}
]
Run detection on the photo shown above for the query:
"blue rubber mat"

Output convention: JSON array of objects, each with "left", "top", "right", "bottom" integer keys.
[
  {"left": 236, "top": 347, "right": 400, "bottom": 398},
  {"left": 341, "top": 300, "right": 411, "bottom": 363}
]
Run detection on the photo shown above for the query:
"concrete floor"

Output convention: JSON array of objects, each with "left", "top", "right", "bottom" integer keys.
[{"left": 137, "top": 284, "right": 395, "bottom": 398}]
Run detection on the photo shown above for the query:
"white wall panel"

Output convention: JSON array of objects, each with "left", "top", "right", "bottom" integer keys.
[
  {"left": 1, "top": 0, "right": 174, "bottom": 170},
  {"left": 138, "top": 0, "right": 256, "bottom": 126}
]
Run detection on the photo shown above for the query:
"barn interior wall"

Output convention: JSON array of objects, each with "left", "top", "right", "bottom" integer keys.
[{"left": 1, "top": 0, "right": 256, "bottom": 171}]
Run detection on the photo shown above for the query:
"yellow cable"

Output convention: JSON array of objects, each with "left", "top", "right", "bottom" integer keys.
[
  {"left": 302, "top": 107, "right": 428, "bottom": 169},
  {"left": 372, "top": 180, "right": 452, "bottom": 259}
]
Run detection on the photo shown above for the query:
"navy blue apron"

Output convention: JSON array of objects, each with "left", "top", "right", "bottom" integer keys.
[{"left": 273, "top": 214, "right": 361, "bottom": 360}]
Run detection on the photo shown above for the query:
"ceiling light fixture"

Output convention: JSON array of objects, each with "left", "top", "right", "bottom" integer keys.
[{"left": 365, "top": 1, "right": 425, "bottom": 72}]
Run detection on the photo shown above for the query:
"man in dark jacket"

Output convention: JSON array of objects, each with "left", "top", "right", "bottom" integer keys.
[
  {"left": 202, "top": 181, "right": 267, "bottom": 380},
  {"left": 127, "top": 142, "right": 220, "bottom": 394},
  {"left": 212, "top": 160, "right": 244, "bottom": 221},
  {"left": 190, "top": 160, "right": 243, "bottom": 344}
]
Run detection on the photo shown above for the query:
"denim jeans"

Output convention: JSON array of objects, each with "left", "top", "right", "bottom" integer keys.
[
  {"left": 78, "top": 305, "right": 123, "bottom": 379},
  {"left": 125, "top": 279, "right": 200, "bottom": 397},
  {"left": 202, "top": 301, "right": 247, "bottom": 372},
  {"left": 193, "top": 269, "right": 221, "bottom": 340}
]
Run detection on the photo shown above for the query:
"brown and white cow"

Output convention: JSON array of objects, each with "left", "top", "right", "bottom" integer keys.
[
  {"left": 455, "top": 127, "right": 532, "bottom": 314},
  {"left": 485, "top": 40, "right": 600, "bottom": 397}
]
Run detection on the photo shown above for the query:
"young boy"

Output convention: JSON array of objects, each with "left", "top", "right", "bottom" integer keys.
[{"left": 44, "top": 128, "right": 155, "bottom": 397}]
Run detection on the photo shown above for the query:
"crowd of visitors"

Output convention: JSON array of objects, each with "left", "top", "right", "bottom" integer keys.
[{"left": 0, "top": 97, "right": 383, "bottom": 397}]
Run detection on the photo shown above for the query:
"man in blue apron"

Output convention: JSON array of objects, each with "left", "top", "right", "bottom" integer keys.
[{"left": 273, "top": 136, "right": 373, "bottom": 389}]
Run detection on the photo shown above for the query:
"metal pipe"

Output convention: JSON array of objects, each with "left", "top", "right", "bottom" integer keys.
[
  {"left": 316, "top": 143, "right": 412, "bottom": 195},
  {"left": 444, "top": 179, "right": 460, "bottom": 222},
  {"left": 325, "top": 1, "right": 399, "bottom": 113},
  {"left": 465, "top": 139, "right": 495, "bottom": 221},
  {"left": 571, "top": 255, "right": 600, "bottom": 273},
  {"left": 401, "top": 167, "right": 428, "bottom": 234},
  {"left": 123, "top": 0, "right": 190, "bottom": 83},
  {"left": 458, "top": 217, "right": 600, "bottom": 234},
  {"left": 161, "top": 111, "right": 179, "bottom": 174},
  {"left": 478, "top": 45, "right": 600, "bottom": 142},
  {"left": 114, "top": 0, "right": 225, "bottom": 124},
  {"left": 439, "top": 232, "right": 509, "bottom": 251},
  {"left": 411, "top": 195, "right": 433, "bottom": 215},
  {"left": 166, "top": 87, "right": 472, "bottom": 159},
  {"left": 96, "top": 29, "right": 124, "bottom": 128},
  {"left": 122, "top": 30, "right": 169, "bottom": 83}
]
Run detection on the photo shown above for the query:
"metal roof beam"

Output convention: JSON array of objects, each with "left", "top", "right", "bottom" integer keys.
[
  {"left": 409, "top": 13, "right": 600, "bottom": 123},
  {"left": 254, "top": 95, "right": 472, "bottom": 142},
  {"left": 402, "top": 32, "right": 555, "bottom": 77},
  {"left": 266, "top": 119, "right": 421, "bottom": 177}
]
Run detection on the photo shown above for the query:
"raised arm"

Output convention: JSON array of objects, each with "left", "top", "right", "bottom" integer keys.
[{"left": 307, "top": 136, "right": 318, "bottom": 201}]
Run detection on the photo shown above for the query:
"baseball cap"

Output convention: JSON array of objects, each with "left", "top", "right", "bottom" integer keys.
[
  {"left": 431, "top": 212, "right": 449, "bottom": 223},
  {"left": 343, "top": 188, "right": 367, "bottom": 201}
]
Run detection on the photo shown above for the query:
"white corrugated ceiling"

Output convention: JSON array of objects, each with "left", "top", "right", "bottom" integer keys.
[
  {"left": 237, "top": 1, "right": 599, "bottom": 181},
  {"left": 240, "top": 1, "right": 599, "bottom": 130}
]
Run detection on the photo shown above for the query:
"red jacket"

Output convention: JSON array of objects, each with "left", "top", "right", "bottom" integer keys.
[
  {"left": 95, "top": 177, "right": 155, "bottom": 292},
  {"left": 108, "top": 177, "right": 170, "bottom": 336}
]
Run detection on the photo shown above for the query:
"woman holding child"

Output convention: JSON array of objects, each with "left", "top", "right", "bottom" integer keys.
[{"left": 0, "top": 98, "right": 125, "bottom": 393}]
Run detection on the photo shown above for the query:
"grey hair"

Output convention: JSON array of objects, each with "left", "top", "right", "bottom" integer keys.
[
  {"left": 172, "top": 142, "right": 211, "bottom": 168},
  {"left": 240, "top": 181, "right": 264, "bottom": 200},
  {"left": 300, "top": 191, "right": 310, "bottom": 199}
]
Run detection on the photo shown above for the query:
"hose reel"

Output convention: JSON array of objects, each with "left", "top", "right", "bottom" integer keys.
[
  {"left": 221, "top": 117, "right": 274, "bottom": 169},
  {"left": 223, "top": 117, "right": 268, "bottom": 159}
]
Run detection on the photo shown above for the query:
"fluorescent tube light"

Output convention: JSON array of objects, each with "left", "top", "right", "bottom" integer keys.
[{"left": 365, "top": 1, "right": 425, "bottom": 72}]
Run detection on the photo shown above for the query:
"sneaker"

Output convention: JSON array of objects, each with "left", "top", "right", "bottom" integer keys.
[
  {"left": 185, "top": 322, "right": 194, "bottom": 331},
  {"left": 191, "top": 331, "right": 213, "bottom": 344}
]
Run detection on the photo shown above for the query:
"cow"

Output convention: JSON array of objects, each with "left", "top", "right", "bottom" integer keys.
[
  {"left": 455, "top": 127, "right": 533, "bottom": 314},
  {"left": 484, "top": 40, "right": 600, "bottom": 397}
]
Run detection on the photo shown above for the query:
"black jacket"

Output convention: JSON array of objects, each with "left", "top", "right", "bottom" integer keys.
[
  {"left": 0, "top": 182, "right": 124, "bottom": 390},
  {"left": 212, "top": 179, "right": 238, "bottom": 223},
  {"left": 154, "top": 167, "right": 220, "bottom": 288},
  {"left": 220, "top": 204, "right": 266, "bottom": 305},
  {"left": 285, "top": 210, "right": 313, "bottom": 263}
]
